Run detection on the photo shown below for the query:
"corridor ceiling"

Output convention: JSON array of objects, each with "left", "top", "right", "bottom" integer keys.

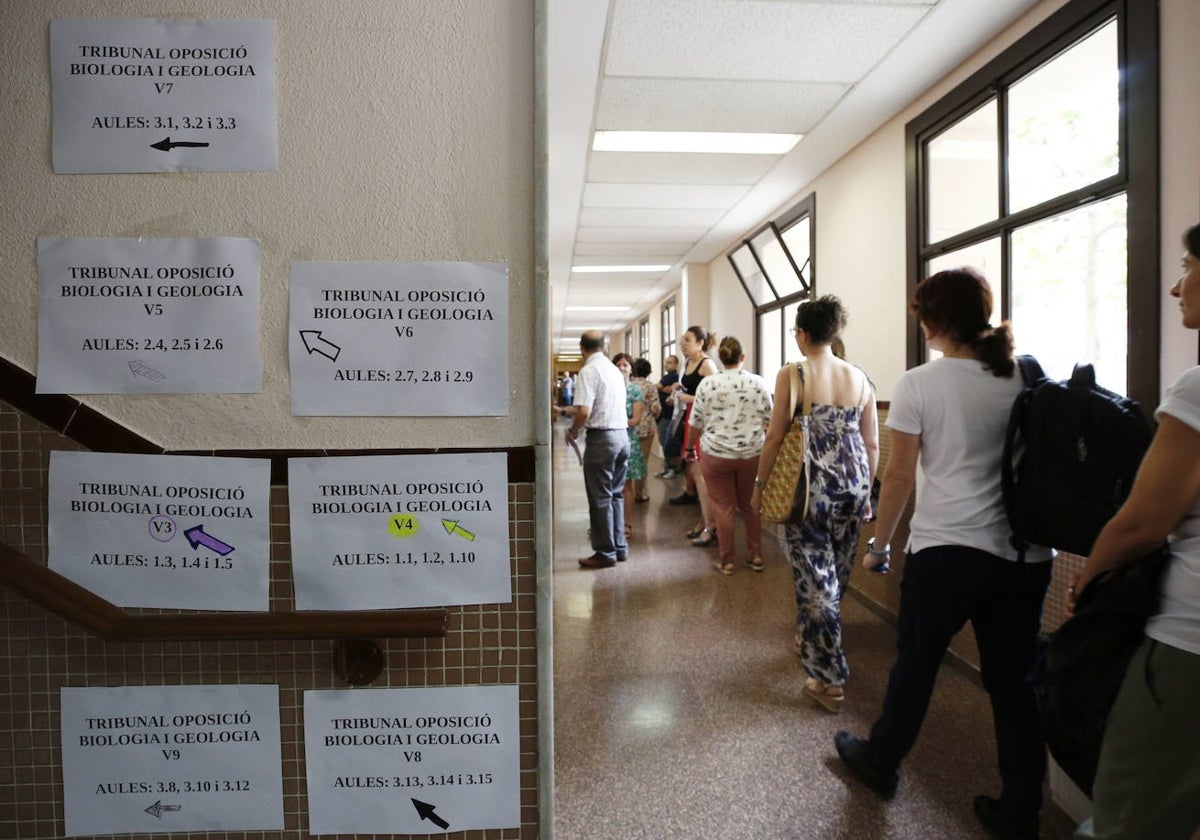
[{"left": 547, "top": 0, "right": 1040, "bottom": 358}]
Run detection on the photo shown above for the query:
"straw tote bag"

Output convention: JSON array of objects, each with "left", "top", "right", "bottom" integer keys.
[{"left": 760, "top": 361, "right": 813, "bottom": 524}]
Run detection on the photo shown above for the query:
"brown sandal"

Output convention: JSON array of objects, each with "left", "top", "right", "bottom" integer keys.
[
  {"left": 712, "top": 561, "right": 734, "bottom": 576},
  {"left": 803, "top": 678, "right": 844, "bottom": 713}
]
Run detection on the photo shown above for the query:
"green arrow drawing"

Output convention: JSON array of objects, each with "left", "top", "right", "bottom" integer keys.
[{"left": 441, "top": 519, "right": 476, "bottom": 542}]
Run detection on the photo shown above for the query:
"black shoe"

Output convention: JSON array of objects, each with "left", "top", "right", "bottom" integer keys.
[
  {"left": 578, "top": 553, "right": 616, "bottom": 569},
  {"left": 972, "top": 795, "right": 1039, "bottom": 840},
  {"left": 616, "top": 552, "right": 627, "bottom": 562},
  {"left": 668, "top": 492, "right": 699, "bottom": 506},
  {"left": 833, "top": 730, "right": 897, "bottom": 799}
]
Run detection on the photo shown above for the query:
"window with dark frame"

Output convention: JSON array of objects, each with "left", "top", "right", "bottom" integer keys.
[
  {"left": 726, "top": 193, "right": 815, "bottom": 386},
  {"left": 660, "top": 297, "right": 677, "bottom": 372},
  {"left": 906, "top": 0, "right": 1158, "bottom": 409},
  {"left": 638, "top": 315, "right": 650, "bottom": 361}
]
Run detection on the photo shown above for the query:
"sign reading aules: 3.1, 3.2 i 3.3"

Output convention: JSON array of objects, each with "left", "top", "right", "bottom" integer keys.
[{"left": 50, "top": 18, "right": 277, "bottom": 173}]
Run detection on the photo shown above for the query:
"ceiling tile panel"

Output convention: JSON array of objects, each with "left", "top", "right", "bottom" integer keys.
[
  {"left": 572, "top": 254, "right": 684, "bottom": 266},
  {"left": 587, "top": 151, "right": 778, "bottom": 185},
  {"left": 597, "top": 77, "right": 849, "bottom": 133},
  {"left": 583, "top": 182, "right": 750, "bottom": 209},
  {"left": 606, "top": 0, "right": 932, "bottom": 84},
  {"left": 576, "top": 226, "right": 709, "bottom": 243},
  {"left": 579, "top": 207, "right": 726, "bottom": 228},
  {"left": 573, "top": 242, "right": 692, "bottom": 257}
]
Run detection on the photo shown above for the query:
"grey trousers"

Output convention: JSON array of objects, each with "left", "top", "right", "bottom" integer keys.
[
  {"left": 1076, "top": 638, "right": 1200, "bottom": 840},
  {"left": 583, "top": 429, "right": 629, "bottom": 560}
]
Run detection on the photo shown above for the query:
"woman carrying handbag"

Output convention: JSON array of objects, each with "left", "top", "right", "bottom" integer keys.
[{"left": 752, "top": 296, "right": 878, "bottom": 711}]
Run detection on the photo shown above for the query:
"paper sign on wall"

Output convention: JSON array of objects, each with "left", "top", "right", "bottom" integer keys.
[
  {"left": 48, "top": 451, "right": 271, "bottom": 611},
  {"left": 51, "top": 18, "right": 277, "bottom": 173},
  {"left": 60, "top": 685, "right": 284, "bottom": 837},
  {"left": 288, "top": 453, "right": 511, "bottom": 610},
  {"left": 37, "top": 236, "right": 262, "bottom": 394},
  {"left": 288, "top": 261, "right": 509, "bottom": 416},
  {"left": 304, "top": 686, "right": 520, "bottom": 835}
]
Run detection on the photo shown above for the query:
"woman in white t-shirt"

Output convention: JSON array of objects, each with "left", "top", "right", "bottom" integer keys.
[
  {"left": 1071, "top": 224, "right": 1200, "bottom": 840},
  {"left": 832, "top": 268, "right": 1052, "bottom": 840}
]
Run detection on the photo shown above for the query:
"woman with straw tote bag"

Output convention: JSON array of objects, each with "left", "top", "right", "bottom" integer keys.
[
  {"left": 752, "top": 297, "right": 878, "bottom": 713},
  {"left": 758, "top": 361, "right": 812, "bottom": 524}
]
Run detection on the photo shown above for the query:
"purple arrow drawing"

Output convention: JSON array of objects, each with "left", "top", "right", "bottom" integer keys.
[{"left": 184, "top": 524, "right": 235, "bottom": 556}]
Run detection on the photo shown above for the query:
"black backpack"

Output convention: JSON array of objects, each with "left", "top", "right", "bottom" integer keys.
[{"left": 1002, "top": 356, "right": 1154, "bottom": 558}]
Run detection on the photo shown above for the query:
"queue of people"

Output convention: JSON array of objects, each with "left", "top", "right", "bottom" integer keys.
[{"left": 560, "top": 231, "right": 1200, "bottom": 838}]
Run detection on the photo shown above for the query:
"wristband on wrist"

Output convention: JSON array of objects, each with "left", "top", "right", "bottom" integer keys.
[
  {"left": 866, "top": 537, "right": 890, "bottom": 556},
  {"left": 753, "top": 477, "right": 763, "bottom": 488}
]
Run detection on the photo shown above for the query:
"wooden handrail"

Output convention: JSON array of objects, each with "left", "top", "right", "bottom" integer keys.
[{"left": 0, "top": 542, "right": 448, "bottom": 641}]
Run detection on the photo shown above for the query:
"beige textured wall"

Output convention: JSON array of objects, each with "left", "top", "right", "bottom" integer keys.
[{"left": 0, "top": 0, "right": 535, "bottom": 449}]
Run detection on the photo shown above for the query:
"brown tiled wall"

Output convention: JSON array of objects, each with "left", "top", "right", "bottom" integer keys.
[
  {"left": 0, "top": 399, "right": 540, "bottom": 839},
  {"left": 849, "top": 409, "right": 1081, "bottom": 671}
]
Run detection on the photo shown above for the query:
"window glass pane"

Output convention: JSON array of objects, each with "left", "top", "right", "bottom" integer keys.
[
  {"left": 1011, "top": 193, "right": 1127, "bottom": 388},
  {"left": 926, "top": 100, "right": 999, "bottom": 243},
  {"left": 758, "top": 309, "right": 781, "bottom": 385},
  {"left": 779, "top": 218, "right": 811, "bottom": 293},
  {"left": 926, "top": 237, "right": 1005, "bottom": 320},
  {"left": 731, "top": 244, "right": 773, "bottom": 306},
  {"left": 1007, "top": 21, "right": 1118, "bottom": 214},
  {"left": 751, "top": 228, "right": 802, "bottom": 299},
  {"left": 783, "top": 301, "right": 802, "bottom": 366}
]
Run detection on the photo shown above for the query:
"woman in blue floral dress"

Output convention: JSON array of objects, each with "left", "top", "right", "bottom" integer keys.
[
  {"left": 752, "top": 296, "right": 879, "bottom": 711},
  {"left": 613, "top": 353, "right": 647, "bottom": 496}
]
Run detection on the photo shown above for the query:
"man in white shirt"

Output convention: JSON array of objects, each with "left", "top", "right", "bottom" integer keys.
[{"left": 567, "top": 331, "right": 630, "bottom": 568}]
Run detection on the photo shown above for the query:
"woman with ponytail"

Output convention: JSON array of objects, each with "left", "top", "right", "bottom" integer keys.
[{"left": 833, "top": 268, "right": 1053, "bottom": 840}]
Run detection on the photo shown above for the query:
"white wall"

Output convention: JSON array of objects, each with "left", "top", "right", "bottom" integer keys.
[{"left": 0, "top": 0, "right": 535, "bottom": 448}]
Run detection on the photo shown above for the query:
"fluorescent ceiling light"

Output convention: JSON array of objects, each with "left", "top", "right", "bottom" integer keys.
[
  {"left": 592, "top": 131, "right": 800, "bottom": 155},
  {"left": 571, "top": 264, "right": 671, "bottom": 273},
  {"left": 565, "top": 305, "right": 631, "bottom": 312}
]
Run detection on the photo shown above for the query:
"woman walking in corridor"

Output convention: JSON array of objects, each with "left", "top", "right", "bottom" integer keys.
[
  {"left": 832, "top": 268, "right": 1052, "bottom": 840},
  {"left": 753, "top": 296, "right": 878, "bottom": 711},
  {"left": 688, "top": 335, "right": 772, "bottom": 575}
]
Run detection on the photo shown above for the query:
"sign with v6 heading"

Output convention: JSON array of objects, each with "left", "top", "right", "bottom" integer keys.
[{"left": 288, "top": 261, "right": 509, "bottom": 416}]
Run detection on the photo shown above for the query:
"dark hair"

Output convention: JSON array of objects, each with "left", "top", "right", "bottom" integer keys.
[
  {"left": 684, "top": 325, "right": 715, "bottom": 351},
  {"left": 717, "top": 336, "right": 743, "bottom": 365},
  {"left": 1185, "top": 223, "right": 1200, "bottom": 260},
  {"left": 911, "top": 267, "right": 1014, "bottom": 377},
  {"left": 794, "top": 295, "right": 847, "bottom": 345},
  {"left": 612, "top": 352, "right": 634, "bottom": 368},
  {"left": 632, "top": 357, "right": 652, "bottom": 378}
]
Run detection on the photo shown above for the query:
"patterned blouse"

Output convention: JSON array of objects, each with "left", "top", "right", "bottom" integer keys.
[
  {"left": 631, "top": 376, "right": 659, "bottom": 437},
  {"left": 688, "top": 368, "right": 773, "bottom": 460}
]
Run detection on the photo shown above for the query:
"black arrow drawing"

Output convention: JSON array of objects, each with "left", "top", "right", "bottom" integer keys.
[
  {"left": 144, "top": 800, "right": 182, "bottom": 818},
  {"left": 150, "top": 136, "right": 210, "bottom": 152},
  {"left": 299, "top": 330, "right": 342, "bottom": 362},
  {"left": 411, "top": 798, "right": 450, "bottom": 830}
]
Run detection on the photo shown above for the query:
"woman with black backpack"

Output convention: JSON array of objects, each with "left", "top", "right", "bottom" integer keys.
[{"left": 831, "top": 267, "right": 1052, "bottom": 840}]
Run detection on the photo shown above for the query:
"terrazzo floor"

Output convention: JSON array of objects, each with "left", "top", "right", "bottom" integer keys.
[{"left": 551, "top": 418, "right": 1078, "bottom": 840}]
